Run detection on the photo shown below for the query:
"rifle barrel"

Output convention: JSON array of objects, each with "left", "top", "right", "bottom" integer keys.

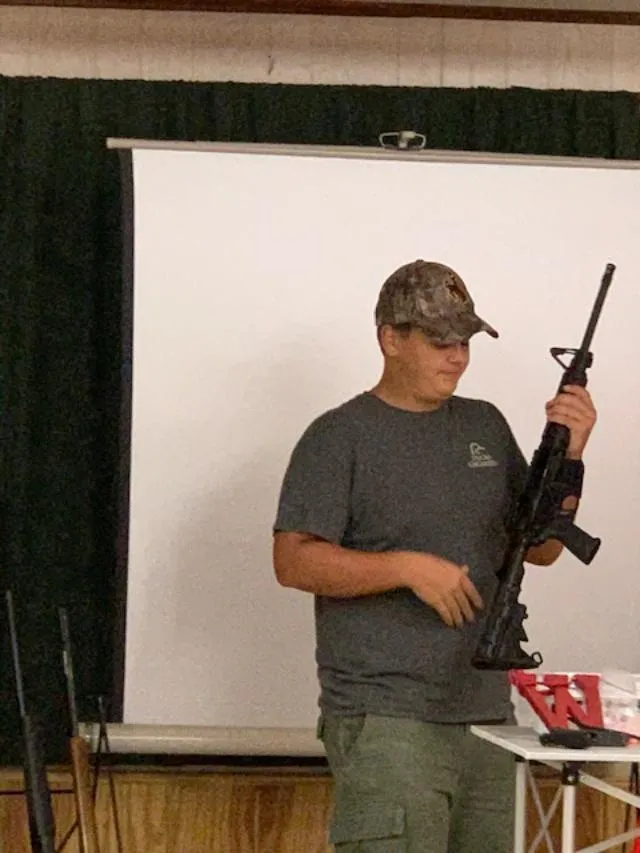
[{"left": 577, "top": 262, "right": 615, "bottom": 356}]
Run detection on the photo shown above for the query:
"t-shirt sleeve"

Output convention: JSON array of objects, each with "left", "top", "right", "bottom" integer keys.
[
  {"left": 273, "top": 411, "right": 354, "bottom": 545},
  {"left": 486, "top": 401, "right": 529, "bottom": 520}
]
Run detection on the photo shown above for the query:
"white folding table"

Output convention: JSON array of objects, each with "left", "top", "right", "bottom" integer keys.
[{"left": 471, "top": 724, "right": 640, "bottom": 853}]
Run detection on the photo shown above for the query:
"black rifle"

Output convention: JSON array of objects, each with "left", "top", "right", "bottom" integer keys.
[
  {"left": 6, "top": 590, "right": 57, "bottom": 853},
  {"left": 471, "top": 263, "right": 615, "bottom": 671}
]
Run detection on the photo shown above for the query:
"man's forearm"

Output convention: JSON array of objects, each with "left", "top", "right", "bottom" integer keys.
[{"left": 274, "top": 534, "right": 408, "bottom": 597}]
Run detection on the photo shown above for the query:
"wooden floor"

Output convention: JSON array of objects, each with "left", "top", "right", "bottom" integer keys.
[{"left": 0, "top": 762, "right": 635, "bottom": 852}]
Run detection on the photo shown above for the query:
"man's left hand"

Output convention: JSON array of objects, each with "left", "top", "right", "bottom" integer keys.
[{"left": 545, "top": 384, "right": 597, "bottom": 459}]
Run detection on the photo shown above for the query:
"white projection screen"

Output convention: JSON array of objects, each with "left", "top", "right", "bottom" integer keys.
[{"left": 110, "top": 139, "right": 640, "bottom": 742}]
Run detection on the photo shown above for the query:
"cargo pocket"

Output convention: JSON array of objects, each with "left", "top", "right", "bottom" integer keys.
[{"left": 329, "top": 797, "right": 407, "bottom": 852}]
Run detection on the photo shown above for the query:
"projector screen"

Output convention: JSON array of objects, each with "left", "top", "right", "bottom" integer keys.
[{"left": 110, "top": 139, "right": 640, "bottom": 738}]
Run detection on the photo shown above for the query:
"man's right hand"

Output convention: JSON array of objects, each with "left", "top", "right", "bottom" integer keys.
[
  {"left": 274, "top": 533, "right": 484, "bottom": 621},
  {"left": 397, "top": 553, "right": 484, "bottom": 628}
]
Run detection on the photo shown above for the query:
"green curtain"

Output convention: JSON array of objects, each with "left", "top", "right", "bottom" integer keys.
[{"left": 1, "top": 75, "right": 639, "bottom": 765}]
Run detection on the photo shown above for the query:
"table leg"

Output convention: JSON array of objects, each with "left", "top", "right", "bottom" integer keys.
[
  {"left": 561, "top": 763, "right": 579, "bottom": 853},
  {"left": 514, "top": 758, "right": 527, "bottom": 853}
]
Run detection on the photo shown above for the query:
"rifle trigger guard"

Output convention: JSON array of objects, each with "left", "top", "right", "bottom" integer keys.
[{"left": 550, "top": 347, "right": 593, "bottom": 370}]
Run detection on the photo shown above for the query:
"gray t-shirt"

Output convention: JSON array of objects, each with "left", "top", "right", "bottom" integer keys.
[{"left": 274, "top": 391, "right": 529, "bottom": 724}]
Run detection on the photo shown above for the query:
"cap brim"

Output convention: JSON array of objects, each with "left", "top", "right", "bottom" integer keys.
[
  {"left": 420, "top": 313, "right": 499, "bottom": 343},
  {"left": 478, "top": 317, "right": 499, "bottom": 339},
  {"left": 425, "top": 314, "right": 499, "bottom": 343}
]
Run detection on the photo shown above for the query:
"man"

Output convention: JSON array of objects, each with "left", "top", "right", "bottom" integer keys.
[{"left": 272, "top": 260, "right": 597, "bottom": 853}]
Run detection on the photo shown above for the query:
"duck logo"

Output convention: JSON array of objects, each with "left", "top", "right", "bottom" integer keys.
[{"left": 467, "top": 442, "right": 498, "bottom": 469}]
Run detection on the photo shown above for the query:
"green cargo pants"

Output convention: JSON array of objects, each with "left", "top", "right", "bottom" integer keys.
[{"left": 319, "top": 713, "right": 516, "bottom": 853}]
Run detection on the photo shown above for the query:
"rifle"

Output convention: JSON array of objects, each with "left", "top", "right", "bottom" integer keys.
[
  {"left": 5, "top": 590, "right": 57, "bottom": 853},
  {"left": 59, "top": 607, "right": 100, "bottom": 853},
  {"left": 471, "top": 263, "right": 615, "bottom": 672}
]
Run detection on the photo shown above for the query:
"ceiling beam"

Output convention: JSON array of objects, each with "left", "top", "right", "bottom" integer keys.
[{"left": 0, "top": 0, "right": 639, "bottom": 23}]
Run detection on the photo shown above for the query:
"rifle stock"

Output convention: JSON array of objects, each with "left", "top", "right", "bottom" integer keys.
[
  {"left": 472, "top": 263, "right": 615, "bottom": 671},
  {"left": 69, "top": 737, "right": 100, "bottom": 853}
]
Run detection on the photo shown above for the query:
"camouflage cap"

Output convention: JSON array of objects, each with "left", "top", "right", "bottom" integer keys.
[{"left": 375, "top": 260, "right": 498, "bottom": 344}]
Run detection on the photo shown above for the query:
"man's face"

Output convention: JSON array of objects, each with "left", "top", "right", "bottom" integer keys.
[{"left": 381, "top": 325, "right": 471, "bottom": 404}]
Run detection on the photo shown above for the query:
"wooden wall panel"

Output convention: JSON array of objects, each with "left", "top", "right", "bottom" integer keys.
[
  {"left": 1, "top": 0, "right": 639, "bottom": 26},
  {"left": 255, "top": 777, "right": 334, "bottom": 852},
  {"left": 0, "top": 764, "right": 635, "bottom": 853},
  {"left": 1, "top": 5, "right": 639, "bottom": 90},
  {"left": 166, "top": 775, "right": 257, "bottom": 853}
]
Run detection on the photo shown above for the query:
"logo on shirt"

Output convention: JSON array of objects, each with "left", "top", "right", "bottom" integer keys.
[{"left": 467, "top": 442, "right": 498, "bottom": 469}]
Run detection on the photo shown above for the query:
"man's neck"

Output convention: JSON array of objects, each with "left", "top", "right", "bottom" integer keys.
[{"left": 369, "top": 379, "right": 443, "bottom": 413}]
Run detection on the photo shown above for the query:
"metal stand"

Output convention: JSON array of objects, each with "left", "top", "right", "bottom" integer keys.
[
  {"left": 472, "top": 725, "right": 640, "bottom": 853},
  {"left": 91, "top": 697, "right": 124, "bottom": 853},
  {"left": 54, "top": 695, "right": 123, "bottom": 853}
]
